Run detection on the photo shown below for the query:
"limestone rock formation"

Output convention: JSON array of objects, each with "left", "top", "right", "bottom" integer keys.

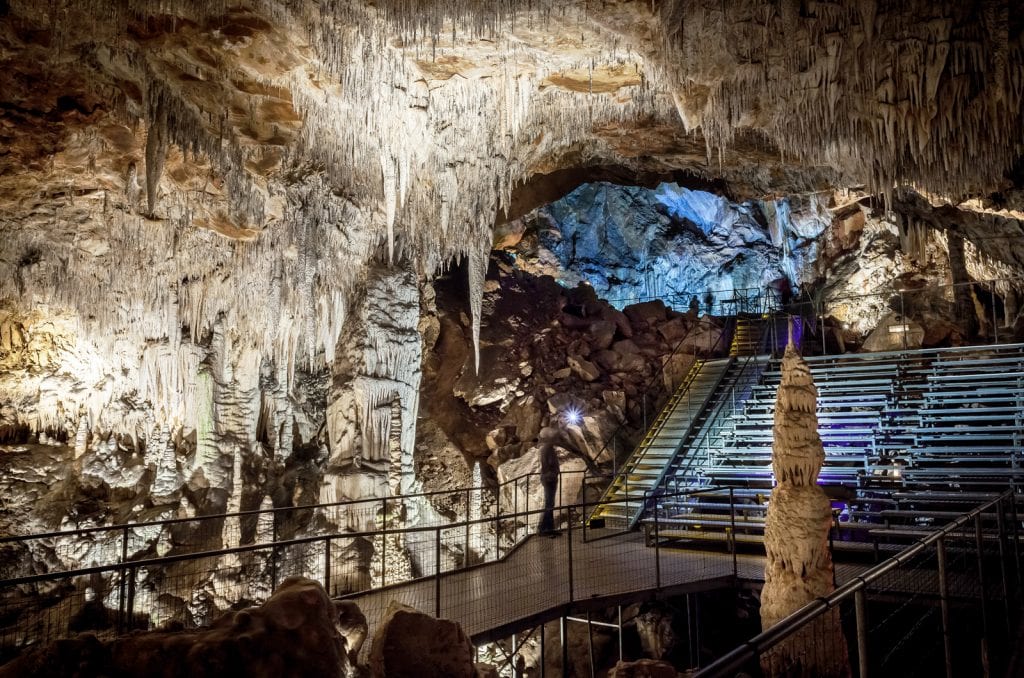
[
  {"left": 368, "top": 600, "right": 475, "bottom": 678},
  {"left": 761, "top": 344, "right": 849, "bottom": 677},
  {"left": 515, "top": 183, "right": 831, "bottom": 306},
  {"left": 0, "top": 577, "right": 354, "bottom": 678}
]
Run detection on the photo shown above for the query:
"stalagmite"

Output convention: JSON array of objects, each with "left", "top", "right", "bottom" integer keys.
[
  {"left": 947, "top": 229, "right": 979, "bottom": 339},
  {"left": 761, "top": 342, "right": 849, "bottom": 678},
  {"left": 73, "top": 414, "right": 90, "bottom": 460}
]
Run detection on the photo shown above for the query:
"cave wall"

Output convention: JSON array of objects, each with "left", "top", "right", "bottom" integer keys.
[{"left": 0, "top": 0, "right": 1022, "bottom": 595}]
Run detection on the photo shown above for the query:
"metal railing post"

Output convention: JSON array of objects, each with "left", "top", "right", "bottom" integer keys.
[
  {"left": 855, "top": 588, "right": 869, "bottom": 678},
  {"left": 997, "top": 497, "right": 1012, "bottom": 637},
  {"left": 975, "top": 513, "right": 990, "bottom": 668},
  {"left": 729, "top": 487, "right": 738, "bottom": 576},
  {"left": 117, "top": 525, "right": 129, "bottom": 633},
  {"left": 323, "top": 537, "right": 332, "bottom": 596},
  {"left": 820, "top": 299, "right": 828, "bottom": 356},
  {"left": 561, "top": 615, "right": 569, "bottom": 678},
  {"left": 1010, "top": 489, "right": 1021, "bottom": 586},
  {"left": 380, "top": 498, "right": 387, "bottom": 588},
  {"left": 540, "top": 622, "right": 546, "bottom": 678},
  {"left": 271, "top": 516, "right": 279, "bottom": 590},
  {"left": 992, "top": 281, "right": 1000, "bottom": 344},
  {"left": 465, "top": 488, "right": 471, "bottom": 565},
  {"left": 495, "top": 495, "right": 502, "bottom": 559},
  {"left": 900, "top": 290, "right": 908, "bottom": 350},
  {"left": 514, "top": 480, "right": 519, "bottom": 541},
  {"left": 937, "top": 536, "right": 954, "bottom": 678},
  {"left": 654, "top": 495, "right": 661, "bottom": 590},
  {"left": 567, "top": 512, "right": 575, "bottom": 603},
  {"left": 435, "top": 527, "right": 442, "bottom": 617}
]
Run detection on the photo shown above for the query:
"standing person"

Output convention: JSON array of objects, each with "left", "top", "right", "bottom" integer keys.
[{"left": 537, "top": 426, "right": 561, "bottom": 537}]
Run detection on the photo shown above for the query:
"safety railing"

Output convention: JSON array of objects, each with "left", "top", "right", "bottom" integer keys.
[
  {"left": 695, "top": 489, "right": 1022, "bottom": 678},
  {"left": 607, "top": 274, "right": 1024, "bottom": 356},
  {"left": 666, "top": 352, "right": 770, "bottom": 494},
  {"left": 0, "top": 482, "right": 731, "bottom": 663},
  {"left": 583, "top": 322, "right": 731, "bottom": 534},
  {"left": 1, "top": 464, "right": 608, "bottom": 585},
  {"left": 602, "top": 286, "right": 783, "bottom": 317}
]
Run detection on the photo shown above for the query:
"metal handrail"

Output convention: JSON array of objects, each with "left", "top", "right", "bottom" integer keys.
[
  {"left": 0, "top": 483, "right": 725, "bottom": 590},
  {"left": 669, "top": 352, "right": 767, "bottom": 493},
  {"left": 0, "top": 466, "right": 580, "bottom": 582},
  {"left": 694, "top": 488, "right": 1016, "bottom": 677},
  {"left": 579, "top": 313, "right": 729, "bottom": 469},
  {"left": 0, "top": 480, "right": 498, "bottom": 546},
  {"left": 587, "top": 320, "right": 731, "bottom": 515}
]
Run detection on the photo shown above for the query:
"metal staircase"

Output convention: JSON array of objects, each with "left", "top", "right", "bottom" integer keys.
[
  {"left": 729, "top": 316, "right": 764, "bottom": 356},
  {"left": 589, "top": 357, "right": 733, "bottom": 529}
]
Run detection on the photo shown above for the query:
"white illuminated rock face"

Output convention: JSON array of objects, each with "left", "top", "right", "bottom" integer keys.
[
  {"left": 0, "top": 0, "right": 1021, "bottom": 629},
  {"left": 761, "top": 343, "right": 849, "bottom": 677},
  {"left": 0, "top": 0, "right": 1020, "bottom": 471}
]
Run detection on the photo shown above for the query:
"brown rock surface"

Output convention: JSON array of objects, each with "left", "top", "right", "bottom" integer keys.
[
  {"left": 0, "top": 577, "right": 352, "bottom": 678},
  {"left": 368, "top": 601, "right": 475, "bottom": 678},
  {"left": 608, "top": 658, "right": 680, "bottom": 678}
]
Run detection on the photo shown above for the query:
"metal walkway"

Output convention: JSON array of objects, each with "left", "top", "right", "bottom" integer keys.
[
  {"left": 342, "top": 527, "right": 902, "bottom": 659},
  {"left": 344, "top": 529, "right": 758, "bottom": 649},
  {"left": 590, "top": 358, "right": 733, "bottom": 529}
]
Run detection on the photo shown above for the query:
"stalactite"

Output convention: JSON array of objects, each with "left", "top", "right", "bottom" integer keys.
[
  {"left": 143, "top": 99, "right": 168, "bottom": 216},
  {"left": 2, "top": 0, "right": 1022, "bottom": 465},
  {"left": 898, "top": 216, "right": 930, "bottom": 264},
  {"left": 467, "top": 234, "right": 490, "bottom": 376}
]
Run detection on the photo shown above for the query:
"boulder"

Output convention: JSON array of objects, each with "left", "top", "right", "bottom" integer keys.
[
  {"left": 600, "top": 306, "right": 633, "bottom": 338},
  {"left": 657, "top": 317, "right": 690, "bottom": 344},
  {"left": 568, "top": 356, "right": 601, "bottom": 382},
  {"left": 623, "top": 301, "right": 668, "bottom": 326},
  {"left": 335, "top": 599, "right": 368, "bottom": 666},
  {"left": 677, "top": 322, "right": 723, "bottom": 354},
  {"left": 499, "top": 396, "right": 544, "bottom": 443},
  {"left": 608, "top": 659, "right": 680, "bottom": 678},
  {"left": 587, "top": 320, "right": 617, "bottom": 350},
  {"left": 661, "top": 353, "right": 697, "bottom": 392},
  {"left": 592, "top": 349, "right": 622, "bottom": 372},
  {"left": 861, "top": 313, "right": 924, "bottom": 352},
  {"left": 0, "top": 578, "right": 351, "bottom": 678},
  {"left": 613, "top": 339, "right": 641, "bottom": 355},
  {"left": 369, "top": 601, "right": 474, "bottom": 678}
]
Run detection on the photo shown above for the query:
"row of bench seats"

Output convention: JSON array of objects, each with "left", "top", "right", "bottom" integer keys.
[{"left": 640, "top": 343, "right": 1024, "bottom": 551}]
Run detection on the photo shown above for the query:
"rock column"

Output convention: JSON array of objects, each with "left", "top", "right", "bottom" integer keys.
[
  {"left": 947, "top": 230, "right": 979, "bottom": 339},
  {"left": 761, "top": 343, "right": 849, "bottom": 677}
]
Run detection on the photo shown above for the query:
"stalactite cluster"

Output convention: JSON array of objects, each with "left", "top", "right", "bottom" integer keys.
[{"left": 0, "top": 0, "right": 1021, "bottom": 474}]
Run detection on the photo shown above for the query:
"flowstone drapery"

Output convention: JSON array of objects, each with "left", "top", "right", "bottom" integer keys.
[{"left": 761, "top": 343, "right": 849, "bottom": 677}]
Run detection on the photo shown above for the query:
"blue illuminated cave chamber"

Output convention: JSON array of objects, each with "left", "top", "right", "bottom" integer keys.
[{"left": 511, "top": 182, "right": 828, "bottom": 310}]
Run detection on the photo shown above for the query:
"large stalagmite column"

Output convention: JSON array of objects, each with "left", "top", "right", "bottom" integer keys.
[
  {"left": 947, "top": 229, "right": 980, "bottom": 340},
  {"left": 761, "top": 343, "right": 849, "bottom": 677}
]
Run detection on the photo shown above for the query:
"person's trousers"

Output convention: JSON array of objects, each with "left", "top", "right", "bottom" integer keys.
[{"left": 538, "top": 481, "right": 557, "bottom": 533}]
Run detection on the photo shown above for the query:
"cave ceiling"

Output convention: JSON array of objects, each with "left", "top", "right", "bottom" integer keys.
[{"left": 0, "top": 0, "right": 1022, "bottom": 379}]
